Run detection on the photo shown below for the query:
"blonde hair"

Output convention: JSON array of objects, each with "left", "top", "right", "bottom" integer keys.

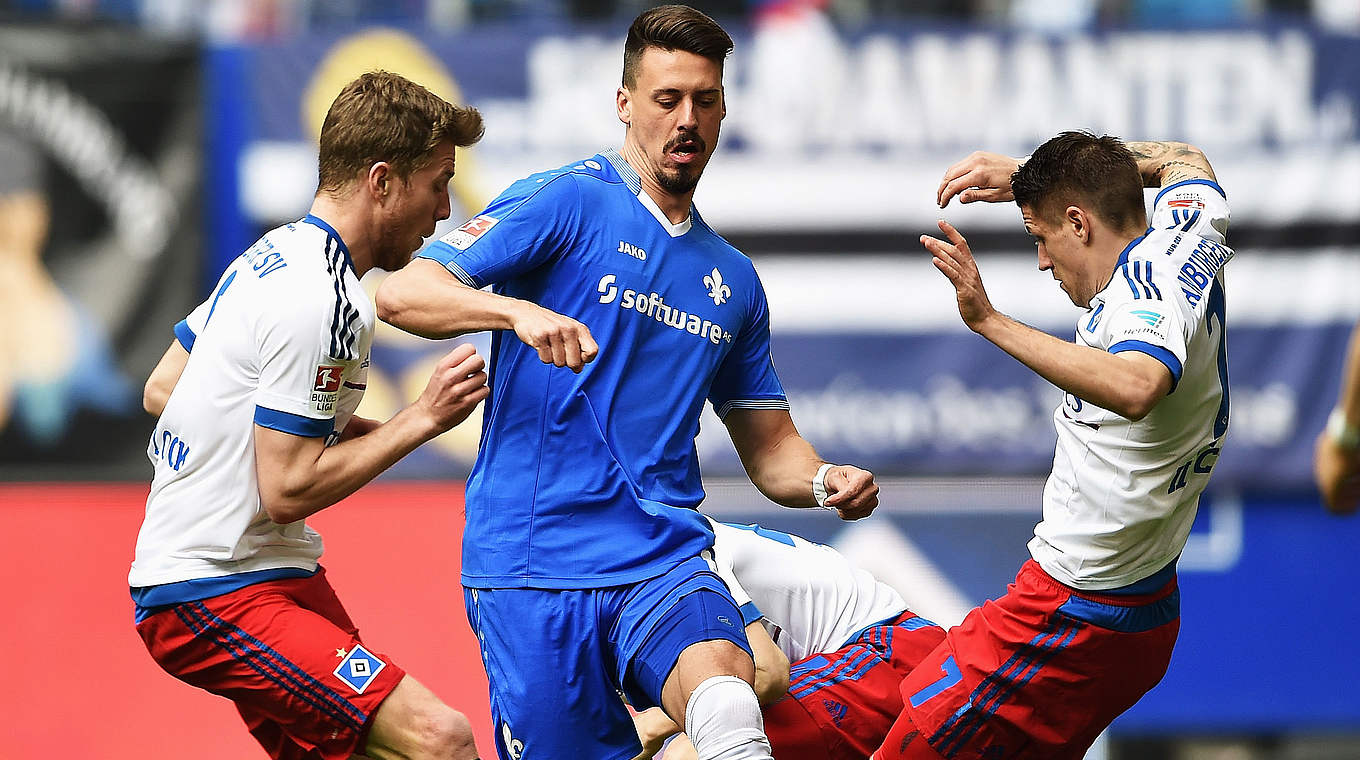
[{"left": 317, "top": 70, "right": 483, "bottom": 193}]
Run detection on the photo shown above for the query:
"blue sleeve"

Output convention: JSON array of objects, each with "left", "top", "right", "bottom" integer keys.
[
  {"left": 419, "top": 173, "right": 581, "bottom": 288},
  {"left": 709, "top": 272, "right": 789, "bottom": 419},
  {"left": 173, "top": 319, "right": 195, "bottom": 351}
]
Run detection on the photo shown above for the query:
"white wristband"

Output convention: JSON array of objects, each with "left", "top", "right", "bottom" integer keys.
[
  {"left": 1327, "top": 408, "right": 1360, "bottom": 451},
  {"left": 812, "top": 463, "right": 835, "bottom": 508}
]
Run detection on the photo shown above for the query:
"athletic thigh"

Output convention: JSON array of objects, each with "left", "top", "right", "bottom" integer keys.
[
  {"left": 136, "top": 575, "right": 405, "bottom": 760},
  {"left": 884, "top": 564, "right": 1179, "bottom": 760},
  {"left": 463, "top": 586, "right": 641, "bottom": 760}
]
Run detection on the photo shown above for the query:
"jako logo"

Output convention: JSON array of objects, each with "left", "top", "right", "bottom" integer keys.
[
  {"left": 705, "top": 267, "right": 731, "bottom": 306},
  {"left": 617, "top": 240, "right": 647, "bottom": 260},
  {"left": 597, "top": 273, "right": 732, "bottom": 346}
]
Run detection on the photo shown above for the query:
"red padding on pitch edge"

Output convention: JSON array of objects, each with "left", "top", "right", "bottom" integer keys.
[{"left": 0, "top": 481, "right": 494, "bottom": 760}]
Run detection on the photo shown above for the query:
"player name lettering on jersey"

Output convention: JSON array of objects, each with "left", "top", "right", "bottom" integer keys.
[
  {"left": 595, "top": 273, "right": 733, "bottom": 345},
  {"left": 1177, "top": 238, "right": 1230, "bottom": 307},
  {"left": 243, "top": 237, "right": 287, "bottom": 279}
]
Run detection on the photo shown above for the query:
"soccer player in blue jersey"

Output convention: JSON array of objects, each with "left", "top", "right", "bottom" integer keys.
[{"left": 376, "top": 6, "right": 880, "bottom": 759}]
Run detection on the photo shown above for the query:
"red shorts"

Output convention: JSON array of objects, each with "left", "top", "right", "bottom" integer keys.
[
  {"left": 135, "top": 569, "right": 406, "bottom": 760},
  {"left": 876, "top": 560, "right": 1180, "bottom": 760},
  {"left": 765, "top": 610, "right": 947, "bottom": 760}
]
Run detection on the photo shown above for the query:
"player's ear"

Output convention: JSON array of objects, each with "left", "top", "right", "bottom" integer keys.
[
  {"left": 367, "top": 161, "right": 393, "bottom": 201},
  {"left": 1066, "top": 205, "right": 1089, "bottom": 244},
  {"left": 616, "top": 86, "right": 632, "bottom": 127}
]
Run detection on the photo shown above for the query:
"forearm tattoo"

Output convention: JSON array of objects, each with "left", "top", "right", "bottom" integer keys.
[{"left": 1125, "top": 141, "right": 1216, "bottom": 185}]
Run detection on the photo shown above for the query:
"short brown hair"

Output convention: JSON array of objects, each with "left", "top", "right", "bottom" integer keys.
[
  {"left": 317, "top": 70, "right": 484, "bottom": 193},
  {"left": 1012, "top": 131, "right": 1146, "bottom": 232},
  {"left": 622, "top": 5, "right": 734, "bottom": 88}
]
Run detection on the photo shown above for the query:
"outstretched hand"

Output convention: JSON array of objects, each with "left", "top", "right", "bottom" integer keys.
[
  {"left": 937, "top": 151, "right": 1021, "bottom": 208},
  {"left": 921, "top": 220, "right": 996, "bottom": 333},
  {"left": 823, "top": 465, "right": 879, "bottom": 521}
]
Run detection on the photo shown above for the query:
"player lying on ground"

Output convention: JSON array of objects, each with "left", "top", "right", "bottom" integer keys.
[
  {"left": 131, "top": 72, "right": 488, "bottom": 760},
  {"left": 633, "top": 519, "right": 947, "bottom": 760}
]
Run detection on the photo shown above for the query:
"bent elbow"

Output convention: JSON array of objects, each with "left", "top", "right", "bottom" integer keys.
[
  {"left": 1119, "top": 387, "right": 1164, "bottom": 422},
  {"left": 259, "top": 491, "right": 310, "bottom": 525},
  {"left": 143, "top": 382, "right": 169, "bottom": 417},
  {"left": 374, "top": 279, "right": 406, "bottom": 327}
]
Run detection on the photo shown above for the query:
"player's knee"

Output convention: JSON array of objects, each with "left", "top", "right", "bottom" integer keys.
[
  {"left": 685, "top": 675, "right": 772, "bottom": 760},
  {"left": 406, "top": 703, "right": 478, "bottom": 759}
]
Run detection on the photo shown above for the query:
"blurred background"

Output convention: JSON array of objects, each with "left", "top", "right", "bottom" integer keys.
[{"left": 2, "top": 0, "right": 1358, "bottom": 758}]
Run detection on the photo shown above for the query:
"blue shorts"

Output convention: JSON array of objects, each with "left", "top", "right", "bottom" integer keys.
[{"left": 464, "top": 554, "right": 752, "bottom": 760}]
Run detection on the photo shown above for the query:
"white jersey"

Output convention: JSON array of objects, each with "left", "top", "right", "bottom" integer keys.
[
  {"left": 129, "top": 216, "right": 372, "bottom": 589},
  {"left": 708, "top": 519, "right": 908, "bottom": 662},
  {"left": 1030, "top": 179, "right": 1233, "bottom": 590}
]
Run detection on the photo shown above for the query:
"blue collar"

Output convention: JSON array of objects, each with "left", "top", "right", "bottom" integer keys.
[
  {"left": 303, "top": 214, "right": 355, "bottom": 273},
  {"left": 1114, "top": 229, "right": 1150, "bottom": 269}
]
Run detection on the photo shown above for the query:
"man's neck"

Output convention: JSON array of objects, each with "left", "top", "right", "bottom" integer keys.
[
  {"left": 619, "top": 142, "right": 694, "bottom": 224},
  {"left": 308, "top": 193, "right": 373, "bottom": 278}
]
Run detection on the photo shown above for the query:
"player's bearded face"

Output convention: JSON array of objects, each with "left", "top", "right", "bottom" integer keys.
[
  {"left": 622, "top": 48, "right": 725, "bottom": 197},
  {"left": 376, "top": 144, "right": 456, "bottom": 272}
]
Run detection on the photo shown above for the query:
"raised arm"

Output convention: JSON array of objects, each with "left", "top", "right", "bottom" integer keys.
[
  {"left": 722, "top": 408, "right": 877, "bottom": 520},
  {"left": 1124, "top": 140, "right": 1216, "bottom": 187},
  {"left": 254, "top": 344, "right": 488, "bottom": 523},
  {"left": 377, "top": 258, "right": 599, "bottom": 373},
  {"left": 923, "top": 221, "right": 1171, "bottom": 420}
]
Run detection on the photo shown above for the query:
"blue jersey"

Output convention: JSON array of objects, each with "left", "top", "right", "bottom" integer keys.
[{"left": 419, "top": 150, "right": 788, "bottom": 589}]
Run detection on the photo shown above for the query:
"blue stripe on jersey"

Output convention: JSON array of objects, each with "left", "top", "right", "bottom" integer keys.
[
  {"left": 1120, "top": 264, "right": 1141, "bottom": 299},
  {"left": 254, "top": 406, "right": 333, "bottom": 438},
  {"left": 1057, "top": 588, "right": 1180, "bottom": 633},
  {"left": 1140, "top": 261, "right": 1163, "bottom": 299},
  {"left": 173, "top": 319, "right": 196, "bottom": 351},
  {"left": 177, "top": 601, "right": 367, "bottom": 731},
  {"left": 1110, "top": 339, "right": 1183, "bottom": 391},
  {"left": 206, "top": 270, "right": 238, "bottom": 326},
  {"left": 1181, "top": 210, "right": 1197, "bottom": 231},
  {"left": 131, "top": 567, "right": 316, "bottom": 622},
  {"left": 1154, "top": 178, "right": 1227, "bottom": 208},
  {"left": 323, "top": 240, "right": 361, "bottom": 361}
]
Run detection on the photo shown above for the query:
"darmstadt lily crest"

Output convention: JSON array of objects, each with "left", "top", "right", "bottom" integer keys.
[{"left": 704, "top": 267, "right": 731, "bottom": 306}]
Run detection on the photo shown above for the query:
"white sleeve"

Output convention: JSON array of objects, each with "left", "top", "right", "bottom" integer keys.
[
  {"left": 174, "top": 264, "right": 238, "bottom": 350},
  {"left": 251, "top": 285, "right": 357, "bottom": 439},
  {"left": 707, "top": 521, "right": 762, "bottom": 626},
  {"left": 1149, "top": 179, "right": 1230, "bottom": 245}
]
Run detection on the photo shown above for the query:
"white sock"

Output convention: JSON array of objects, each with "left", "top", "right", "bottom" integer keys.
[{"left": 683, "top": 675, "right": 773, "bottom": 760}]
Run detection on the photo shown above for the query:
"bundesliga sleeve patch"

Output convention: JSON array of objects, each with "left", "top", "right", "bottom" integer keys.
[
  {"left": 332, "top": 643, "right": 387, "bottom": 694},
  {"left": 442, "top": 214, "right": 499, "bottom": 251},
  {"left": 311, "top": 364, "right": 343, "bottom": 415}
]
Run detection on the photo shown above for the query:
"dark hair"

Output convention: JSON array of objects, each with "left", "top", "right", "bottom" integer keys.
[
  {"left": 1011, "top": 131, "right": 1146, "bottom": 232},
  {"left": 318, "top": 70, "right": 484, "bottom": 193},
  {"left": 622, "top": 5, "right": 734, "bottom": 88}
]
